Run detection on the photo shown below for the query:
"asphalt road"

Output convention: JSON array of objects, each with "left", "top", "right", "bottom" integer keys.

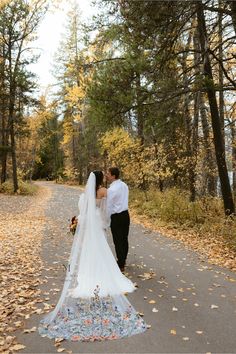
[{"left": 16, "top": 182, "right": 236, "bottom": 354}]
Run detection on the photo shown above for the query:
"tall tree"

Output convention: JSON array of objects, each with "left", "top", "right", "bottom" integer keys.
[
  {"left": 196, "top": 0, "right": 235, "bottom": 215},
  {"left": 0, "top": 0, "right": 48, "bottom": 191}
]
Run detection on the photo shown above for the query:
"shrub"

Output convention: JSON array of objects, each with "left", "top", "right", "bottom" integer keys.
[
  {"left": 0, "top": 180, "right": 39, "bottom": 195},
  {"left": 129, "top": 187, "right": 236, "bottom": 251}
]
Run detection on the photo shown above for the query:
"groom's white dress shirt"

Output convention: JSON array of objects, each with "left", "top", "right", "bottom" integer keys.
[{"left": 107, "top": 179, "right": 129, "bottom": 217}]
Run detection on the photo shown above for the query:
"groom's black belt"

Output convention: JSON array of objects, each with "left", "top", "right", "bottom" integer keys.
[{"left": 111, "top": 210, "right": 129, "bottom": 217}]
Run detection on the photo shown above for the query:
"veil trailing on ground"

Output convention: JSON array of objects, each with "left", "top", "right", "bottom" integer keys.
[{"left": 39, "top": 172, "right": 147, "bottom": 341}]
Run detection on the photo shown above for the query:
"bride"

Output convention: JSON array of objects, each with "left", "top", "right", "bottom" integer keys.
[{"left": 38, "top": 171, "right": 147, "bottom": 341}]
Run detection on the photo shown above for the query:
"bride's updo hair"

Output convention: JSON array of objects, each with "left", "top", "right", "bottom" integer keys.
[{"left": 93, "top": 170, "right": 104, "bottom": 193}]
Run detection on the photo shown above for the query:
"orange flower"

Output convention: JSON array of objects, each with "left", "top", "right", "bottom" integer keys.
[{"left": 71, "top": 335, "right": 80, "bottom": 341}]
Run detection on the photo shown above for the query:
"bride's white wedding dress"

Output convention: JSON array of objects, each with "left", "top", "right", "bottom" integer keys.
[{"left": 38, "top": 173, "right": 146, "bottom": 341}]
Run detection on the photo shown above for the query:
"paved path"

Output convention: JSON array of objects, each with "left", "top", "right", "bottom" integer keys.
[{"left": 16, "top": 182, "right": 236, "bottom": 353}]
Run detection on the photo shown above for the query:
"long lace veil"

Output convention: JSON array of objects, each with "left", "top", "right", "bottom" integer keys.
[{"left": 39, "top": 172, "right": 147, "bottom": 341}]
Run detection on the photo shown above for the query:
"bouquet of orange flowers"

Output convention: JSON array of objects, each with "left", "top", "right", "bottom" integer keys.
[{"left": 69, "top": 216, "right": 78, "bottom": 235}]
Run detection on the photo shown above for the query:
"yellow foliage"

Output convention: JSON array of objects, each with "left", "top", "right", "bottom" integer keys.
[
  {"left": 0, "top": 0, "right": 10, "bottom": 9},
  {"left": 100, "top": 127, "right": 174, "bottom": 187},
  {"left": 65, "top": 85, "right": 85, "bottom": 107}
]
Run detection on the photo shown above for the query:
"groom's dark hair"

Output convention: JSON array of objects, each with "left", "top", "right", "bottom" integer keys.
[{"left": 109, "top": 167, "right": 120, "bottom": 179}]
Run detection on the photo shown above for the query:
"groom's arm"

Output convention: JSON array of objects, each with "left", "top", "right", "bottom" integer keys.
[{"left": 107, "top": 187, "right": 116, "bottom": 218}]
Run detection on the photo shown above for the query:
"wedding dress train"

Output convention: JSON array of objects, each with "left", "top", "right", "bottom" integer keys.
[{"left": 38, "top": 173, "right": 147, "bottom": 341}]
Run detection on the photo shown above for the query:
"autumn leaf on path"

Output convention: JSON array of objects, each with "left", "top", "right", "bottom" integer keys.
[
  {"left": 210, "top": 304, "right": 219, "bottom": 309},
  {"left": 10, "top": 344, "right": 26, "bottom": 351},
  {"left": 137, "top": 271, "right": 156, "bottom": 280}
]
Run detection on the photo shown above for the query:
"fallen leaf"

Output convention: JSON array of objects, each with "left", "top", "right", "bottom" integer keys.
[
  {"left": 210, "top": 305, "right": 219, "bottom": 309},
  {"left": 6, "top": 336, "right": 15, "bottom": 343},
  {"left": 137, "top": 272, "right": 156, "bottom": 280},
  {"left": 228, "top": 278, "right": 236, "bottom": 282},
  {"left": 170, "top": 329, "right": 176, "bottom": 335},
  {"left": 177, "top": 288, "right": 184, "bottom": 293},
  {"left": 152, "top": 307, "right": 158, "bottom": 313},
  {"left": 14, "top": 321, "right": 23, "bottom": 327},
  {"left": 34, "top": 308, "right": 43, "bottom": 314},
  {"left": 23, "top": 326, "right": 37, "bottom": 333},
  {"left": 10, "top": 344, "right": 26, "bottom": 351}
]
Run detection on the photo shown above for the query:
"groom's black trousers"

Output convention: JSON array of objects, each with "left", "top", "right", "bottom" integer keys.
[{"left": 110, "top": 210, "right": 130, "bottom": 268}]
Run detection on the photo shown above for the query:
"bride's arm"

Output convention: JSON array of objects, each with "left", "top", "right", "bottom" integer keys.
[{"left": 100, "top": 197, "right": 110, "bottom": 230}]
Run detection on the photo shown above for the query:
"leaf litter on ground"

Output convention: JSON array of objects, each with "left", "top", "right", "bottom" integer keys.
[{"left": 0, "top": 187, "right": 51, "bottom": 352}]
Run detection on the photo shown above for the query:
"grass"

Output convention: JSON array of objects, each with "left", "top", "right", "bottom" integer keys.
[
  {"left": 130, "top": 187, "right": 223, "bottom": 225},
  {"left": 129, "top": 187, "right": 236, "bottom": 257},
  {"left": 0, "top": 180, "right": 39, "bottom": 195}
]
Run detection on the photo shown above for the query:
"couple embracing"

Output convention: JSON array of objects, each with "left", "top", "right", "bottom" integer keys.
[
  {"left": 96, "top": 167, "right": 130, "bottom": 273},
  {"left": 38, "top": 167, "right": 147, "bottom": 342}
]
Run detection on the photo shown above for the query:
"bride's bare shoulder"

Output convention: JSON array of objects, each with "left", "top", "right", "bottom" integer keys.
[{"left": 97, "top": 187, "right": 107, "bottom": 198}]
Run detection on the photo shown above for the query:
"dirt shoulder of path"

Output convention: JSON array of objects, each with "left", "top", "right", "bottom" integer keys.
[{"left": 0, "top": 187, "right": 51, "bottom": 353}]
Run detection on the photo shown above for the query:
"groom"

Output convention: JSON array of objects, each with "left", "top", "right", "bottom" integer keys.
[{"left": 106, "top": 167, "right": 130, "bottom": 273}]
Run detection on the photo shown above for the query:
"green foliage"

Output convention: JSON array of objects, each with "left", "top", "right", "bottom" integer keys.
[{"left": 32, "top": 100, "right": 64, "bottom": 180}]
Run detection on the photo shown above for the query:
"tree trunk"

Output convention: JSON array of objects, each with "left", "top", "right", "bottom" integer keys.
[
  {"left": 135, "top": 73, "right": 144, "bottom": 144},
  {"left": 230, "top": 119, "right": 236, "bottom": 198},
  {"left": 9, "top": 99, "right": 18, "bottom": 192},
  {"left": 196, "top": 1, "right": 235, "bottom": 215},
  {"left": 1, "top": 104, "right": 10, "bottom": 184},
  {"left": 1, "top": 154, "right": 7, "bottom": 183},
  {"left": 0, "top": 110, "right": 8, "bottom": 183},
  {"left": 159, "top": 179, "right": 164, "bottom": 193},
  {"left": 194, "top": 26, "right": 217, "bottom": 196},
  {"left": 199, "top": 93, "right": 217, "bottom": 195},
  {"left": 0, "top": 38, "right": 8, "bottom": 183},
  {"left": 182, "top": 28, "right": 197, "bottom": 201},
  {"left": 218, "top": 0, "right": 225, "bottom": 152},
  {"left": 189, "top": 91, "right": 199, "bottom": 201}
]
